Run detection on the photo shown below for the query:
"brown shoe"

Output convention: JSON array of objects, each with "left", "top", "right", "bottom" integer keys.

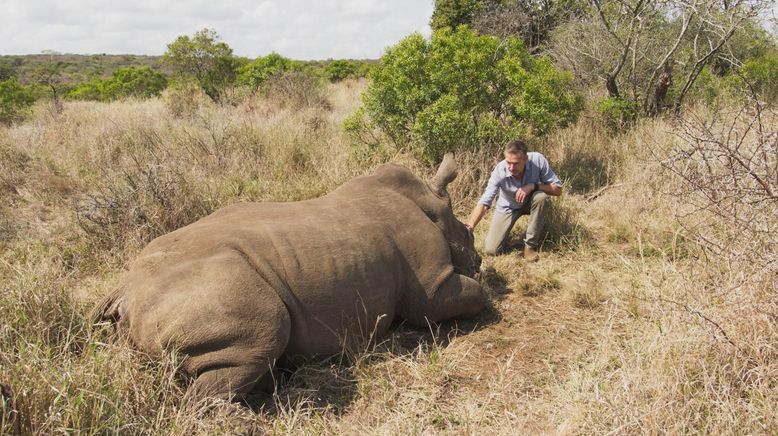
[{"left": 524, "top": 245, "right": 540, "bottom": 262}]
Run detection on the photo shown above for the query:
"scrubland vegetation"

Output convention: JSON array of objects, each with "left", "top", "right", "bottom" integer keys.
[{"left": 1, "top": 0, "right": 776, "bottom": 434}]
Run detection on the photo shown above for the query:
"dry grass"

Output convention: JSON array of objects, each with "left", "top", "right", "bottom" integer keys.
[{"left": 0, "top": 82, "right": 775, "bottom": 434}]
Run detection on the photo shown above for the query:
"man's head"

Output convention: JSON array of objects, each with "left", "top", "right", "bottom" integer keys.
[{"left": 504, "top": 140, "right": 529, "bottom": 177}]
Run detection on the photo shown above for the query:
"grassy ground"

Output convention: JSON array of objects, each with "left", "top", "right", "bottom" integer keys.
[{"left": 1, "top": 80, "right": 775, "bottom": 434}]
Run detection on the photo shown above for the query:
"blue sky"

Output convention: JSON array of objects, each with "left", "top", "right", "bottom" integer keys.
[{"left": 0, "top": 0, "right": 435, "bottom": 59}]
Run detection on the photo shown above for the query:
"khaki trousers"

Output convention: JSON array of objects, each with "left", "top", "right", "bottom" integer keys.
[{"left": 483, "top": 191, "right": 549, "bottom": 256}]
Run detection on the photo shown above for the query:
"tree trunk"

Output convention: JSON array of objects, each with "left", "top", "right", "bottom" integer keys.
[{"left": 606, "top": 74, "right": 620, "bottom": 98}]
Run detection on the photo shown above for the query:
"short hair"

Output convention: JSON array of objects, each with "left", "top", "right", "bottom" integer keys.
[{"left": 504, "top": 140, "right": 528, "bottom": 156}]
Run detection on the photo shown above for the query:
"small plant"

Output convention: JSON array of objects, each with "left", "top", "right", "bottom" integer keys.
[{"left": 597, "top": 97, "right": 639, "bottom": 133}]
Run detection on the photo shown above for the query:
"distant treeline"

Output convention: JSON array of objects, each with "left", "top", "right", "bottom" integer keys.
[{"left": 0, "top": 37, "right": 377, "bottom": 122}]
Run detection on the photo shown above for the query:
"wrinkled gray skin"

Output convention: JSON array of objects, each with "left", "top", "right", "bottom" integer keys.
[{"left": 93, "top": 153, "right": 484, "bottom": 401}]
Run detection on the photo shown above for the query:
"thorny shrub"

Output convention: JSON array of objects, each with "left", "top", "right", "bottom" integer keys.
[
  {"left": 264, "top": 71, "right": 331, "bottom": 111},
  {"left": 662, "top": 98, "right": 777, "bottom": 269}
]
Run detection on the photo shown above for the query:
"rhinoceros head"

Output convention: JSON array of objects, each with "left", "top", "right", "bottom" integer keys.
[{"left": 427, "top": 153, "right": 482, "bottom": 277}]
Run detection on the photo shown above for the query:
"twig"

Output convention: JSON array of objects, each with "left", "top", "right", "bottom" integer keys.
[{"left": 585, "top": 183, "right": 623, "bottom": 201}]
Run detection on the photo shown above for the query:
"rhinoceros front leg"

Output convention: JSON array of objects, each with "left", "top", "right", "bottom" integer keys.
[
  {"left": 402, "top": 273, "right": 485, "bottom": 326},
  {"left": 186, "top": 363, "right": 272, "bottom": 402}
]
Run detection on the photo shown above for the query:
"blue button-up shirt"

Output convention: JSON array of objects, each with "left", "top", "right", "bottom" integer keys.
[{"left": 478, "top": 152, "right": 562, "bottom": 214}]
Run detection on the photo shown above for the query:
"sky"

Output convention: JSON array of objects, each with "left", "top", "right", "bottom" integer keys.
[{"left": 0, "top": 0, "right": 435, "bottom": 59}]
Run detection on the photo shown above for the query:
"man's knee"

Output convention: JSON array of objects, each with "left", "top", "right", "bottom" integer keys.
[
  {"left": 532, "top": 191, "right": 549, "bottom": 206},
  {"left": 483, "top": 246, "right": 499, "bottom": 256}
]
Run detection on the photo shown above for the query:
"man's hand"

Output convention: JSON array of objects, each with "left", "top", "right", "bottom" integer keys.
[{"left": 515, "top": 183, "right": 536, "bottom": 203}]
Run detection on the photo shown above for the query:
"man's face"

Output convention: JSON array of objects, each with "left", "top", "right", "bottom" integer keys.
[{"left": 505, "top": 152, "right": 528, "bottom": 177}]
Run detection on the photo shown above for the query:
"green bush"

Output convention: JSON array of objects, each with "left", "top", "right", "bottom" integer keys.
[
  {"left": 0, "top": 79, "right": 36, "bottom": 125},
  {"left": 67, "top": 67, "right": 168, "bottom": 102},
  {"left": 67, "top": 79, "right": 111, "bottom": 101},
  {"left": 324, "top": 60, "right": 359, "bottom": 82},
  {"left": 110, "top": 66, "right": 168, "bottom": 98},
  {"left": 238, "top": 53, "right": 299, "bottom": 90},
  {"left": 354, "top": 27, "right": 583, "bottom": 163},
  {"left": 740, "top": 52, "right": 778, "bottom": 104},
  {"left": 597, "top": 97, "right": 639, "bottom": 132}
]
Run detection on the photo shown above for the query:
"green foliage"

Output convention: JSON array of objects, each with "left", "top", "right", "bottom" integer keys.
[
  {"left": 67, "top": 79, "right": 108, "bottom": 101},
  {"left": 0, "top": 59, "right": 17, "bottom": 81},
  {"left": 356, "top": 27, "right": 583, "bottom": 163},
  {"left": 237, "top": 53, "right": 298, "bottom": 90},
  {"left": 324, "top": 60, "right": 359, "bottom": 82},
  {"left": 597, "top": 97, "right": 639, "bottom": 132},
  {"left": 0, "top": 79, "right": 36, "bottom": 125},
  {"left": 110, "top": 66, "right": 168, "bottom": 98},
  {"left": 431, "top": 0, "right": 485, "bottom": 30},
  {"left": 163, "top": 29, "right": 239, "bottom": 101},
  {"left": 739, "top": 52, "right": 778, "bottom": 104},
  {"left": 67, "top": 67, "right": 168, "bottom": 101}
]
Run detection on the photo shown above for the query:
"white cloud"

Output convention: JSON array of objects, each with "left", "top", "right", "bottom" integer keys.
[{"left": 0, "top": 0, "right": 434, "bottom": 59}]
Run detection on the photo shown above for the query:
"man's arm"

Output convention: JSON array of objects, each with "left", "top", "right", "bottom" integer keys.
[
  {"left": 468, "top": 164, "right": 502, "bottom": 230},
  {"left": 466, "top": 203, "right": 489, "bottom": 231},
  {"left": 538, "top": 183, "right": 562, "bottom": 196},
  {"left": 536, "top": 153, "right": 563, "bottom": 196}
]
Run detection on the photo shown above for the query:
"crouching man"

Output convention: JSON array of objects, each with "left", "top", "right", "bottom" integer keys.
[{"left": 465, "top": 140, "right": 563, "bottom": 261}]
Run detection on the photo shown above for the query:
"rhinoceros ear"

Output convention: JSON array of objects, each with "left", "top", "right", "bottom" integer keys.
[{"left": 430, "top": 152, "right": 458, "bottom": 197}]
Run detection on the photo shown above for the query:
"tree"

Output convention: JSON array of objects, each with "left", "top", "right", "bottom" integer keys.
[
  {"left": 351, "top": 27, "right": 583, "bottom": 163},
  {"left": 163, "top": 29, "right": 239, "bottom": 101},
  {"left": 547, "top": 0, "right": 772, "bottom": 115},
  {"left": 472, "top": 0, "right": 587, "bottom": 52},
  {"left": 431, "top": 0, "right": 485, "bottom": 30},
  {"left": 30, "top": 61, "right": 68, "bottom": 113}
]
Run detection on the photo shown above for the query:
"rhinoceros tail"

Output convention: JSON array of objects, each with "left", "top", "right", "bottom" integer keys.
[{"left": 90, "top": 287, "right": 125, "bottom": 327}]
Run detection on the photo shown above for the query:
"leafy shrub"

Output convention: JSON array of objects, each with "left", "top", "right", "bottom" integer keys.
[
  {"left": 237, "top": 53, "right": 299, "bottom": 90},
  {"left": 324, "top": 60, "right": 359, "bottom": 82},
  {"left": 739, "top": 52, "right": 778, "bottom": 104},
  {"left": 0, "top": 79, "right": 36, "bottom": 125},
  {"left": 109, "top": 66, "right": 168, "bottom": 98},
  {"left": 597, "top": 97, "right": 639, "bottom": 132},
  {"left": 68, "top": 67, "right": 168, "bottom": 102},
  {"left": 67, "top": 79, "right": 108, "bottom": 101},
  {"left": 353, "top": 27, "right": 583, "bottom": 163}
]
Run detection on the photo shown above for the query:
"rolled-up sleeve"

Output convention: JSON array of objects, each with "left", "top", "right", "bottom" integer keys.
[
  {"left": 478, "top": 166, "right": 502, "bottom": 207},
  {"left": 539, "top": 156, "right": 562, "bottom": 187}
]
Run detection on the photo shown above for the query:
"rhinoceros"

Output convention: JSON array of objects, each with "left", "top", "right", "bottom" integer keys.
[{"left": 93, "top": 153, "right": 485, "bottom": 400}]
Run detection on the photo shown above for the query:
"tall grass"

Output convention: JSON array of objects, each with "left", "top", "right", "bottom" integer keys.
[{"left": 0, "top": 80, "right": 775, "bottom": 433}]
